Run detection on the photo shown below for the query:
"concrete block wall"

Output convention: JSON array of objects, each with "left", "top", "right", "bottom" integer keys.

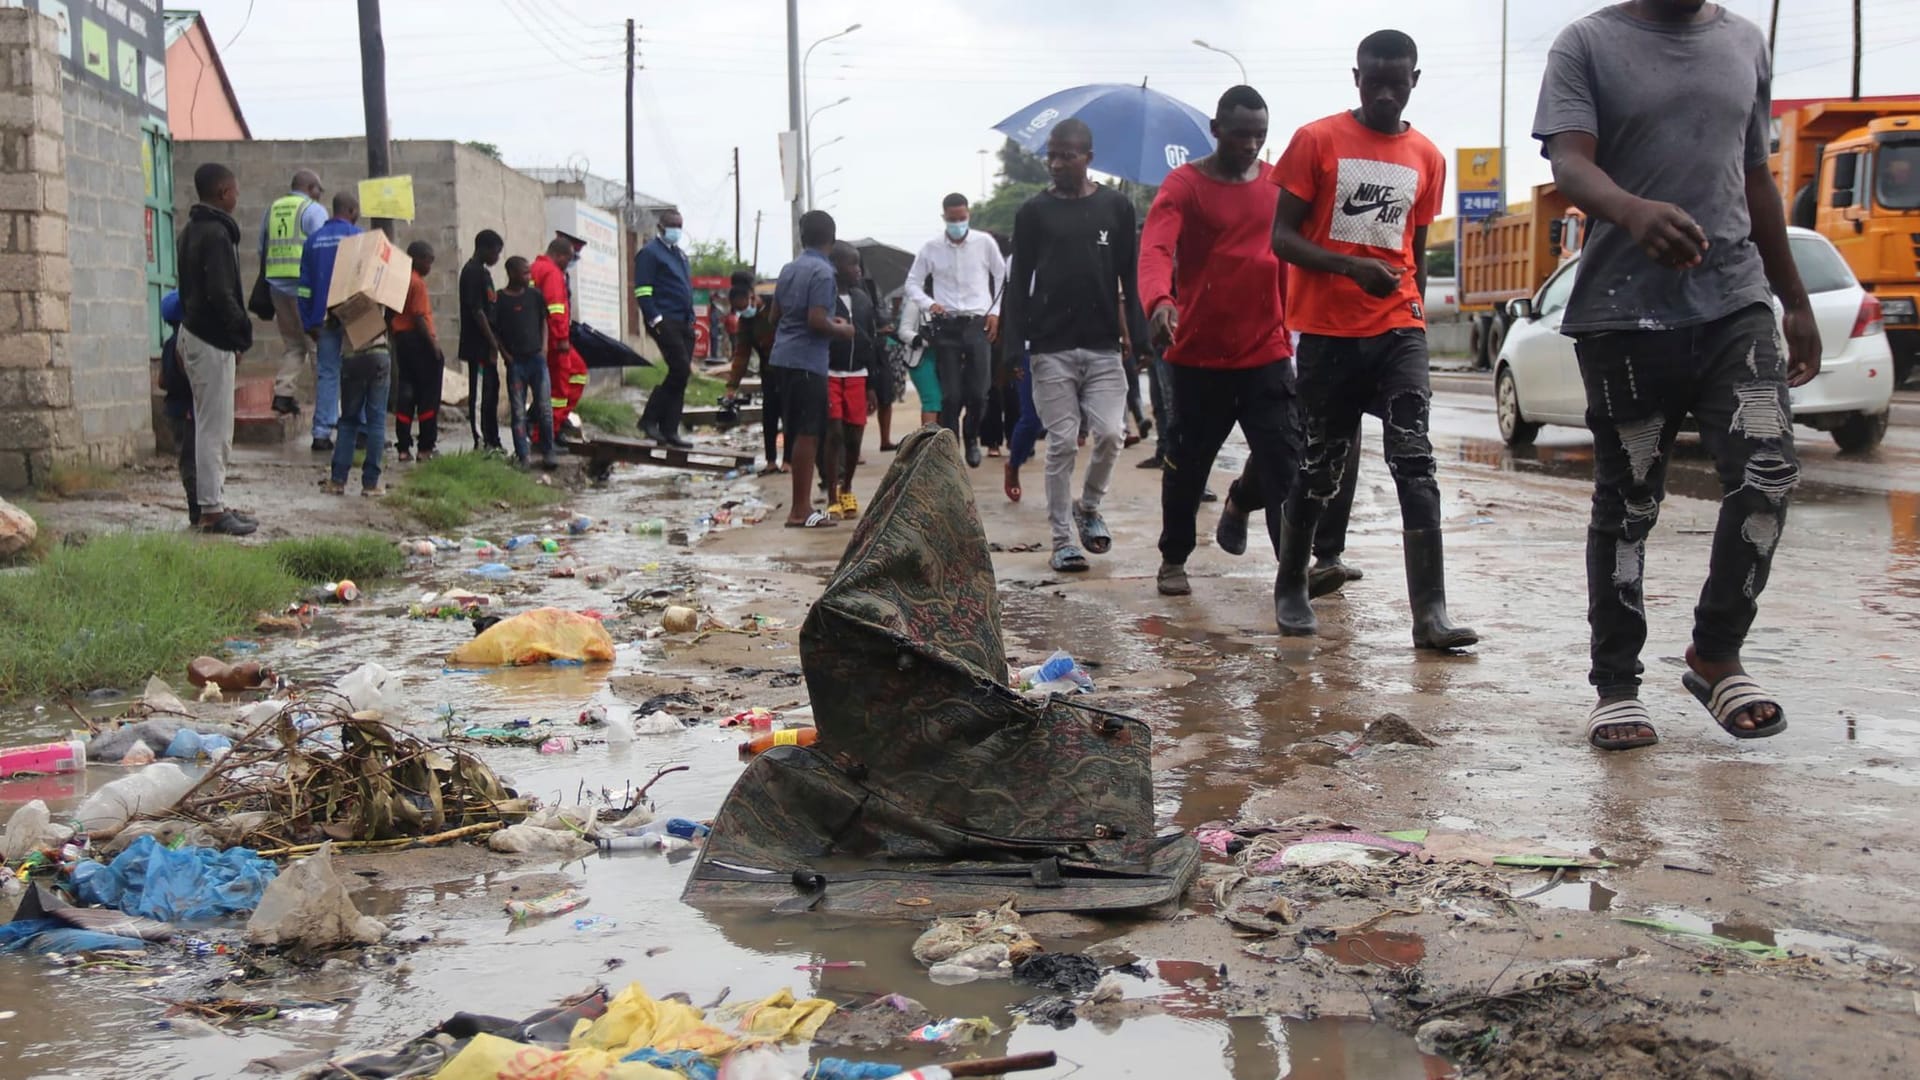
[
  {"left": 0, "top": 9, "right": 74, "bottom": 489},
  {"left": 63, "top": 79, "right": 152, "bottom": 464},
  {"left": 172, "top": 139, "right": 550, "bottom": 372}
]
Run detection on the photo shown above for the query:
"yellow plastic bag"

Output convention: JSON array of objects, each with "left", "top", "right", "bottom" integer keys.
[
  {"left": 725, "top": 989, "right": 835, "bottom": 1042},
  {"left": 448, "top": 608, "right": 616, "bottom": 667},
  {"left": 434, "top": 1033, "right": 679, "bottom": 1080},
  {"left": 568, "top": 983, "right": 737, "bottom": 1057}
]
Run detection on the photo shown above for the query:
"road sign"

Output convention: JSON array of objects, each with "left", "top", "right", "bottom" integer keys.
[
  {"left": 1457, "top": 146, "right": 1503, "bottom": 220},
  {"left": 1459, "top": 191, "right": 1504, "bottom": 221}
]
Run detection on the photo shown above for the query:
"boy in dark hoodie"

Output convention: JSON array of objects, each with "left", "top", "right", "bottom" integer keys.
[{"left": 176, "top": 162, "right": 255, "bottom": 537}]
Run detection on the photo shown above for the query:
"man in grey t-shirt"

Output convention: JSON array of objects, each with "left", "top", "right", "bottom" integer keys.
[{"left": 1533, "top": 0, "right": 1820, "bottom": 752}]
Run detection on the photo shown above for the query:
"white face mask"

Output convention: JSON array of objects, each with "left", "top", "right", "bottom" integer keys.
[{"left": 945, "top": 220, "right": 970, "bottom": 241}]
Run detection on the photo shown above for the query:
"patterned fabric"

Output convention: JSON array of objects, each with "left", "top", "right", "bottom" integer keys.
[{"left": 684, "top": 426, "right": 1197, "bottom": 915}]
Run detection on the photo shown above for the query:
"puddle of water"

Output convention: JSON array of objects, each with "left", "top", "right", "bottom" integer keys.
[
  {"left": 1529, "top": 879, "right": 1618, "bottom": 913},
  {"left": 1311, "top": 930, "right": 1427, "bottom": 970},
  {"left": 1634, "top": 906, "right": 1897, "bottom": 962}
]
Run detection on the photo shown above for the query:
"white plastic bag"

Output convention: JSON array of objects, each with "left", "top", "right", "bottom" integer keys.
[
  {"left": 332, "top": 663, "right": 398, "bottom": 718},
  {"left": 246, "top": 843, "right": 386, "bottom": 948},
  {"left": 75, "top": 762, "right": 196, "bottom": 836},
  {"left": 633, "top": 710, "right": 684, "bottom": 735},
  {"left": 488, "top": 823, "right": 596, "bottom": 858},
  {"left": 2, "top": 800, "right": 53, "bottom": 863}
]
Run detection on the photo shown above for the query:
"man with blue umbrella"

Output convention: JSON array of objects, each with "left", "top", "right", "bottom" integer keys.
[
  {"left": 1268, "top": 29, "right": 1477, "bottom": 652},
  {"left": 1002, "top": 119, "right": 1150, "bottom": 574}
]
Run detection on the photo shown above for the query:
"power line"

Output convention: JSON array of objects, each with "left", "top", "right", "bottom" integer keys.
[{"left": 222, "top": 0, "right": 257, "bottom": 51}]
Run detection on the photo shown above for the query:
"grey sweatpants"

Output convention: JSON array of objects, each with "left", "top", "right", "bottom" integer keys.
[
  {"left": 178, "top": 326, "right": 236, "bottom": 515},
  {"left": 1031, "top": 347, "right": 1127, "bottom": 549}
]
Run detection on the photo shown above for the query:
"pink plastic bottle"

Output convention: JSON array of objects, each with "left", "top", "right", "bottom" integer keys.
[{"left": 0, "top": 733, "right": 87, "bottom": 779}]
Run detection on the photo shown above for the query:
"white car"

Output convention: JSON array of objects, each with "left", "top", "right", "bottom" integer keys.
[{"left": 1494, "top": 227, "right": 1895, "bottom": 452}]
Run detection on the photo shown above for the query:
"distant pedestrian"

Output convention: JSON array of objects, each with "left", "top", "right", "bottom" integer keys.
[
  {"left": 1270, "top": 30, "right": 1476, "bottom": 650},
  {"left": 530, "top": 238, "right": 579, "bottom": 435},
  {"left": 722, "top": 273, "right": 786, "bottom": 473},
  {"left": 770, "top": 210, "right": 855, "bottom": 528},
  {"left": 262, "top": 169, "right": 328, "bottom": 421},
  {"left": 391, "top": 241, "right": 444, "bottom": 462},
  {"left": 1002, "top": 118, "right": 1150, "bottom": 574},
  {"left": 177, "top": 162, "right": 256, "bottom": 537},
  {"left": 635, "top": 209, "right": 696, "bottom": 448},
  {"left": 296, "top": 192, "right": 362, "bottom": 455},
  {"left": 156, "top": 289, "right": 196, "bottom": 526},
  {"left": 825, "top": 242, "right": 876, "bottom": 519},
  {"left": 459, "top": 230, "right": 506, "bottom": 453},
  {"left": 493, "top": 256, "right": 559, "bottom": 470},
  {"left": 894, "top": 295, "right": 943, "bottom": 429},
  {"left": 905, "top": 193, "right": 1006, "bottom": 467},
  {"left": 298, "top": 192, "right": 389, "bottom": 497},
  {"left": 1138, "top": 85, "right": 1299, "bottom": 603},
  {"left": 1536, "top": 0, "right": 1817, "bottom": 749}
]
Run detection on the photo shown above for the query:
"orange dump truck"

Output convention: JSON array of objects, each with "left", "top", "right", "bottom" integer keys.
[
  {"left": 1456, "top": 183, "right": 1586, "bottom": 369},
  {"left": 1773, "top": 96, "right": 1920, "bottom": 384}
]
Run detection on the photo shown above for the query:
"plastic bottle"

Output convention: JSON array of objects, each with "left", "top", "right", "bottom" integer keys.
[
  {"left": 597, "top": 833, "right": 692, "bottom": 854},
  {"left": 505, "top": 534, "right": 540, "bottom": 550},
  {"left": 333, "top": 579, "right": 361, "bottom": 603},
  {"left": 568, "top": 515, "right": 593, "bottom": 535},
  {"left": 187, "top": 656, "right": 270, "bottom": 692},
  {"left": 630, "top": 518, "right": 667, "bottom": 536},
  {"left": 738, "top": 727, "right": 819, "bottom": 759},
  {"left": 540, "top": 538, "right": 561, "bottom": 553}
]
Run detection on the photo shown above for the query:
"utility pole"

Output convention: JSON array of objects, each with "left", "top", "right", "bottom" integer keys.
[
  {"left": 1498, "top": 0, "right": 1508, "bottom": 212},
  {"left": 1852, "top": 0, "right": 1863, "bottom": 101},
  {"left": 1768, "top": 0, "right": 1781, "bottom": 69},
  {"left": 752, "top": 210, "right": 763, "bottom": 276},
  {"left": 733, "top": 146, "right": 742, "bottom": 264},
  {"left": 625, "top": 18, "right": 636, "bottom": 208},
  {"left": 355, "top": 0, "right": 393, "bottom": 238},
  {"left": 785, "top": 0, "right": 803, "bottom": 256}
]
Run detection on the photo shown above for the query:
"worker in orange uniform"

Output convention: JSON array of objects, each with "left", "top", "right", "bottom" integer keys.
[{"left": 530, "top": 237, "right": 582, "bottom": 436}]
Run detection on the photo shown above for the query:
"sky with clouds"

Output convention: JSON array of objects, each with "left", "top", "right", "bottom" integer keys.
[{"left": 188, "top": 0, "right": 1913, "bottom": 266}]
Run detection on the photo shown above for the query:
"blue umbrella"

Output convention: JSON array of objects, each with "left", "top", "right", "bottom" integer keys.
[{"left": 993, "top": 82, "right": 1216, "bottom": 186}]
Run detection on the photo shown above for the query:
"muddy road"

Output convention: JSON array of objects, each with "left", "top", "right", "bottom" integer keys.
[{"left": 2, "top": 390, "right": 1917, "bottom": 1079}]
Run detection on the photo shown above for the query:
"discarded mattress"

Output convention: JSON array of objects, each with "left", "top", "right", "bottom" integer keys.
[{"left": 684, "top": 426, "right": 1199, "bottom": 916}]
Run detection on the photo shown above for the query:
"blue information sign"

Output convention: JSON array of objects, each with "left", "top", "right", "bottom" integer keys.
[{"left": 1459, "top": 191, "right": 1504, "bottom": 221}]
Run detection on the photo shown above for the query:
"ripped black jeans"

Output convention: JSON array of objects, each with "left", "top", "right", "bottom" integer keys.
[
  {"left": 1574, "top": 303, "right": 1798, "bottom": 699},
  {"left": 1285, "top": 330, "right": 1442, "bottom": 532}
]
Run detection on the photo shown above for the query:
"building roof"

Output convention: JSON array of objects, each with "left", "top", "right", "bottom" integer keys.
[
  {"left": 517, "top": 167, "right": 674, "bottom": 218},
  {"left": 163, "top": 9, "right": 252, "bottom": 139}
]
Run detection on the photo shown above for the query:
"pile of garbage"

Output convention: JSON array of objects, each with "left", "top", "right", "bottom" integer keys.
[{"left": 315, "top": 981, "right": 1056, "bottom": 1080}]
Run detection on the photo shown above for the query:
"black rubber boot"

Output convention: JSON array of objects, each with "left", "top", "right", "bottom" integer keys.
[
  {"left": 1309, "top": 560, "right": 1352, "bottom": 599},
  {"left": 1273, "top": 504, "right": 1319, "bottom": 637},
  {"left": 1404, "top": 528, "right": 1479, "bottom": 650}
]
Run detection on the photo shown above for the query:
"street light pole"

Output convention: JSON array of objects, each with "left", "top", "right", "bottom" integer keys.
[
  {"left": 801, "top": 23, "right": 860, "bottom": 218},
  {"left": 806, "top": 98, "right": 850, "bottom": 211},
  {"left": 785, "top": 0, "right": 802, "bottom": 255},
  {"left": 1498, "top": 0, "right": 1508, "bottom": 211},
  {"left": 1191, "top": 39, "right": 1247, "bottom": 84}
]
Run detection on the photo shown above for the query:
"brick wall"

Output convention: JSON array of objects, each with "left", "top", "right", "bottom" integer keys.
[
  {"left": 171, "top": 139, "right": 549, "bottom": 368},
  {"left": 0, "top": 9, "right": 73, "bottom": 489},
  {"left": 62, "top": 78, "right": 152, "bottom": 465}
]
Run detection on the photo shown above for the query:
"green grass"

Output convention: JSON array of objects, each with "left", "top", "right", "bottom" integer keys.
[
  {"left": 0, "top": 533, "right": 305, "bottom": 698},
  {"left": 267, "top": 534, "right": 406, "bottom": 583},
  {"left": 389, "top": 451, "right": 564, "bottom": 531},
  {"left": 574, "top": 395, "right": 638, "bottom": 433},
  {"left": 623, "top": 363, "right": 728, "bottom": 406}
]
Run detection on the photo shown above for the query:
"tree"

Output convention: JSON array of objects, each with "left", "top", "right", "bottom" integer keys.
[
  {"left": 464, "top": 140, "right": 502, "bottom": 160},
  {"left": 997, "top": 137, "right": 1048, "bottom": 186},
  {"left": 687, "top": 238, "right": 746, "bottom": 278}
]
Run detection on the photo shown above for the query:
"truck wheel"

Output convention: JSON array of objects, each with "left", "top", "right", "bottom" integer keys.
[
  {"left": 1496, "top": 367, "right": 1540, "bottom": 448},
  {"left": 1485, "top": 317, "right": 1508, "bottom": 367},
  {"left": 1831, "top": 411, "right": 1888, "bottom": 453},
  {"left": 1471, "top": 316, "right": 1489, "bottom": 369}
]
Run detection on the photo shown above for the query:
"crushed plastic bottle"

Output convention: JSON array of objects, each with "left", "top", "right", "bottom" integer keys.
[
  {"left": 469, "top": 563, "right": 512, "bottom": 578},
  {"left": 568, "top": 515, "right": 593, "bottom": 535},
  {"left": 505, "top": 534, "right": 540, "bottom": 551},
  {"left": 504, "top": 889, "right": 589, "bottom": 921},
  {"left": 630, "top": 518, "right": 667, "bottom": 536}
]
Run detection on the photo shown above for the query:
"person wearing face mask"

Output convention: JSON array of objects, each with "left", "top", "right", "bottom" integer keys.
[
  {"left": 904, "top": 193, "right": 1007, "bottom": 467},
  {"left": 634, "top": 209, "right": 697, "bottom": 448},
  {"left": 723, "top": 270, "right": 785, "bottom": 472}
]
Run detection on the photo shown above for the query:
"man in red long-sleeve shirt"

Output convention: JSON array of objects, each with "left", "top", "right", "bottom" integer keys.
[
  {"left": 1138, "top": 84, "right": 1302, "bottom": 613},
  {"left": 530, "top": 238, "right": 581, "bottom": 433}
]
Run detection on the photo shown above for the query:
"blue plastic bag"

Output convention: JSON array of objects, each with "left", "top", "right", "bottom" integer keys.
[
  {"left": 163, "top": 730, "right": 233, "bottom": 760},
  {"left": 69, "top": 835, "right": 277, "bottom": 921},
  {"left": 0, "top": 918, "right": 147, "bottom": 954}
]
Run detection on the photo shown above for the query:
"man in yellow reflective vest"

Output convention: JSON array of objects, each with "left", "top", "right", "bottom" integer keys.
[{"left": 260, "top": 170, "right": 328, "bottom": 434}]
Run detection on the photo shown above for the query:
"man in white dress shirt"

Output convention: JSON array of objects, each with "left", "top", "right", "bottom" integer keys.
[{"left": 905, "top": 193, "right": 1007, "bottom": 467}]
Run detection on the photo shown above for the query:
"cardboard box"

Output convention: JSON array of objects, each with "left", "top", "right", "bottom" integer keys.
[{"left": 326, "top": 231, "right": 411, "bottom": 350}]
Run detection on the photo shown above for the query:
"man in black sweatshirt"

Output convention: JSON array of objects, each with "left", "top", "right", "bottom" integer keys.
[
  {"left": 1002, "top": 118, "right": 1150, "bottom": 574},
  {"left": 177, "top": 162, "right": 256, "bottom": 536}
]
